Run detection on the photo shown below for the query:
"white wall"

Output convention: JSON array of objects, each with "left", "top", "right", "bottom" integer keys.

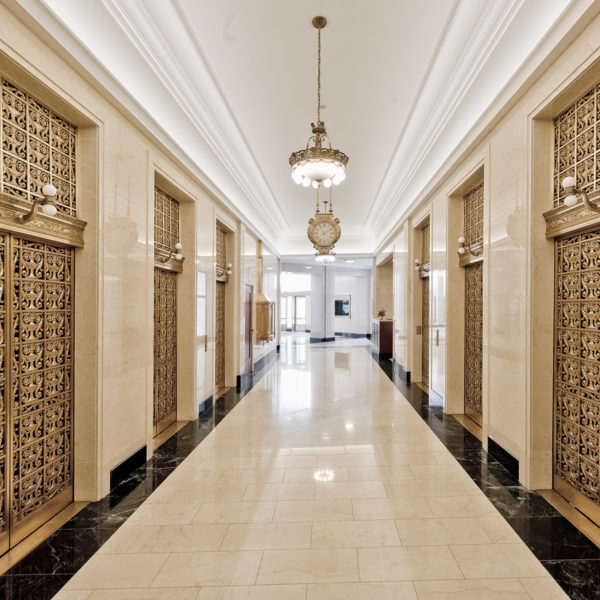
[{"left": 334, "top": 271, "right": 371, "bottom": 335}]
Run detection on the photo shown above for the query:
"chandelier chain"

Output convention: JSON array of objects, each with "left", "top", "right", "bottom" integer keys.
[{"left": 317, "top": 26, "right": 321, "bottom": 123}]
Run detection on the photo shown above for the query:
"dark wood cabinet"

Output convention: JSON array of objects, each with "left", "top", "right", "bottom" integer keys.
[{"left": 372, "top": 319, "right": 393, "bottom": 356}]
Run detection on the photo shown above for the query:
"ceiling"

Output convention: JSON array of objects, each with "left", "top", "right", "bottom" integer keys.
[{"left": 11, "top": 0, "right": 579, "bottom": 254}]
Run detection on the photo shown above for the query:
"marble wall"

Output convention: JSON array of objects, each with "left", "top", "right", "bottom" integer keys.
[
  {"left": 385, "top": 11, "right": 600, "bottom": 489},
  {"left": 0, "top": 5, "right": 280, "bottom": 500}
]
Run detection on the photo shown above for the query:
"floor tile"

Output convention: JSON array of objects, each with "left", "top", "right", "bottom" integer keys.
[
  {"left": 193, "top": 501, "right": 276, "bottom": 523},
  {"left": 151, "top": 551, "right": 263, "bottom": 587},
  {"left": 88, "top": 590, "right": 200, "bottom": 599},
  {"left": 357, "top": 546, "right": 463, "bottom": 581},
  {"left": 352, "top": 497, "right": 433, "bottom": 520},
  {"left": 314, "top": 481, "right": 387, "bottom": 499},
  {"left": 129, "top": 523, "right": 229, "bottom": 552},
  {"left": 257, "top": 548, "right": 359, "bottom": 584},
  {"left": 395, "top": 517, "right": 491, "bottom": 545},
  {"left": 243, "top": 482, "right": 316, "bottom": 501},
  {"left": 307, "top": 581, "right": 417, "bottom": 599},
  {"left": 197, "top": 584, "right": 307, "bottom": 599},
  {"left": 274, "top": 499, "right": 354, "bottom": 522},
  {"left": 519, "top": 577, "right": 569, "bottom": 599},
  {"left": 427, "top": 496, "right": 499, "bottom": 518},
  {"left": 413, "top": 579, "right": 530, "bottom": 599},
  {"left": 311, "top": 519, "right": 400, "bottom": 547},
  {"left": 220, "top": 522, "right": 312, "bottom": 550}
]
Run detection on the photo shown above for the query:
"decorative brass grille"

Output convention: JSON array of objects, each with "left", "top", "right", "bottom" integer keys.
[
  {"left": 0, "top": 234, "right": 6, "bottom": 540},
  {"left": 464, "top": 262, "right": 483, "bottom": 426},
  {"left": 153, "top": 268, "right": 177, "bottom": 436},
  {"left": 554, "top": 229, "right": 600, "bottom": 506},
  {"left": 422, "top": 277, "right": 429, "bottom": 386},
  {"left": 216, "top": 226, "right": 227, "bottom": 270},
  {"left": 215, "top": 281, "right": 226, "bottom": 389},
  {"left": 1, "top": 78, "right": 77, "bottom": 216},
  {"left": 553, "top": 85, "right": 600, "bottom": 207},
  {"left": 464, "top": 184, "right": 483, "bottom": 248},
  {"left": 154, "top": 187, "right": 180, "bottom": 253}
]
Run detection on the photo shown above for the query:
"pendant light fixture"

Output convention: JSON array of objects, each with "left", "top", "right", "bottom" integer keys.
[{"left": 289, "top": 16, "right": 348, "bottom": 189}]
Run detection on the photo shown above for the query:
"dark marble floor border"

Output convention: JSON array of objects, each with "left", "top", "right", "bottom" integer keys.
[
  {"left": 0, "top": 350, "right": 280, "bottom": 600},
  {"left": 368, "top": 348, "right": 600, "bottom": 600}
]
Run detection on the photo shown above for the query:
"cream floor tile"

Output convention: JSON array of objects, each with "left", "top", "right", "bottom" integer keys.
[
  {"left": 258, "top": 455, "right": 319, "bottom": 468},
  {"left": 291, "top": 445, "right": 346, "bottom": 455},
  {"left": 427, "top": 496, "right": 499, "bottom": 518},
  {"left": 307, "top": 582, "right": 417, "bottom": 599},
  {"left": 151, "top": 551, "right": 263, "bottom": 587},
  {"left": 395, "top": 517, "right": 492, "bottom": 545},
  {"left": 243, "top": 482, "right": 316, "bottom": 501},
  {"left": 193, "top": 501, "right": 276, "bottom": 523},
  {"left": 384, "top": 479, "right": 481, "bottom": 498},
  {"left": 197, "top": 584, "right": 307, "bottom": 599},
  {"left": 128, "top": 523, "right": 229, "bottom": 552},
  {"left": 450, "top": 544, "right": 550, "bottom": 579},
  {"left": 311, "top": 519, "right": 400, "bottom": 547},
  {"left": 348, "top": 466, "right": 415, "bottom": 481},
  {"left": 53, "top": 591, "right": 93, "bottom": 600},
  {"left": 274, "top": 499, "right": 354, "bottom": 521},
  {"left": 164, "top": 469, "right": 223, "bottom": 486},
  {"left": 374, "top": 452, "right": 440, "bottom": 466},
  {"left": 196, "top": 457, "right": 261, "bottom": 470},
  {"left": 519, "top": 577, "right": 569, "bottom": 599},
  {"left": 125, "top": 503, "right": 200, "bottom": 526},
  {"left": 220, "top": 522, "right": 312, "bottom": 550},
  {"left": 88, "top": 589, "right": 200, "bottom": 600},
  {"left": 352, "top": 498, "right": 433, "bottom": 520},
  {"left": 314, "top": 481, "right": 387, "bottom": 499},
  {"left": 64, "top": 553, "right": 169, "bottom": 589},
  {"left": 317, "top": 454, "right": 378, "bottom": 467},
  {"left": 410, "top": 464, "right": 469, "bottom": 480},
  {"left": 162, "top": 484, "right": 247, "bottom": 503},
  {"left": 357, "top": 546, "right": 463, "bottom": 581},
  {"left": 284, "top": 467, "right": 349, "bottom": 483},
  {"left": 477, "top": 516, "right": 521, "bottom": 543},
  {"left": 218, "top": 469, "right": 286, "bottom": 483},
  {"left": 257, "top": 548, "right": 359, "bottom": 584},
  {"left": 413, "top": 579, "right": 530, "bottom": 599},
  {"left": 97, "top": 525, "right": 154, "bottom": 554}
]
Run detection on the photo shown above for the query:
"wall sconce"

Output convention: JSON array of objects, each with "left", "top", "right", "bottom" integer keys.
[
  {"left": 561, "top": 176, "right": 600, "bottom": 212},
  {"left": 161, "top": 242, "right": 183, "bottom": 263},
  {"left": 414, "top": 258, "right": 429, "bottom": 275},
  {"left": 457, "top": 236, "right": 483, "bottom": 257},
  {"left": 18, "top": 184, "right": 58, "bottom": 223},
  {"left": 215, "top": 262, "right": 233, "bottom": 281}
]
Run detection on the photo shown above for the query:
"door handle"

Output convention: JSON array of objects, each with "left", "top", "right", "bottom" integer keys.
[{"left": 435, "top": 329, "right": 440, "bottom": 346}]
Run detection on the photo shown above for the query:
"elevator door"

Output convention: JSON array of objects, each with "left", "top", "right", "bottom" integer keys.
[
  {"left": 0, "top": 234, "right": 74, "bottom": 555},
  {"left": 554, "top": 229, "right": 600, "bottom": 525},
  {"left": 421, "top": 277, "right": 429, "bottom": 387},
  {"left": 153, "top": 268, "right": 177, "bottom": 436},
  {"left": 215, "top": 281, "right": 226, "bottom": 390},
  {"left": 464, "top": 262, "right": 483, "bottom": 426}
]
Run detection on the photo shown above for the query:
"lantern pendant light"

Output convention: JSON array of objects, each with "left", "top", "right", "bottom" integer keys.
[{"left": 289, "top": 16, "right": 349, "bottom": 189}]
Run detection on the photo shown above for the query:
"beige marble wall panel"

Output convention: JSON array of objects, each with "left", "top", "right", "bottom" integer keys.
[
  {"left": 393, "top": 228, "right": 409, "bottom": 368},
  {"left": 430, "top": 193, "right": 447, "bottom": 400}
]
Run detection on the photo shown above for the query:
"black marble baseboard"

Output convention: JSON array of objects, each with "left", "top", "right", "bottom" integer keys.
[
  {"left": 488, "top": 436, "right": 519, "bottom": 480},
  {"left": 110, "top": 446, "right": 146, "bottom": 491},
  {"left": 393, "top": 359, "right": 411, "bottom": 384},
  {"left": 199, "top": 395, "right": 213, "bottom": 416},
  {"left": 309, "top": 336, "right": 335, "bottom": 343},
  {"left": 368, "top": 347, "right": 600, "bottom": 600}
]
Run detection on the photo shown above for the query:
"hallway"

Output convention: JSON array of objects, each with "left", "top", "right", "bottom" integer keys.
[{"left": 54, "top": 339, "right": 568, "bottom": 599}]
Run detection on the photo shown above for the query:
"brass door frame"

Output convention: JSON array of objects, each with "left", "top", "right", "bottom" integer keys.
[{"left": 0, "top": 233, "right": 74, "bottom": 555}]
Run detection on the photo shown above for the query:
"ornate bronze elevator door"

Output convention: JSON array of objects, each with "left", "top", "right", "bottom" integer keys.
[
  {"left": 554, "top": 229, "right": 600, "bottom": 524},
  {"left": 153, "top": 268, "right": 177, "bottom": 436},
  {"left": 215, "top": 281, "right": 226, "bottom": 390},
  {"left": 422, "top": 277, "right": 429, "bottom": 387},
  {"left": 464, "top": 262, "right": 483, "bottom": 426},
  {"left": 0, "top": 235, "right": 74, "bottom": 554}
]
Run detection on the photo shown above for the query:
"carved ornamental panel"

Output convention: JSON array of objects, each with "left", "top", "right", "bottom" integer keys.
[
  {"left": 464, "top": 184, "right": 483, "bottom": 248},
  {"left": 215, "top": 226, "right": 227, "bottom": 390},
  {"left": 464, "top": 262, "right": 483, "bottom": 426},
  {"left": 154, "top": 187, "right": 179, "bottom": 254},
  {"left": 554, "top": 229, "right": 600, "bottom": 506},
  {"left": 153, "top": 269, "right": 177, "bottom": 435},
  {"left": 1, "top": 78, "right": 77, "bottom": 217}
]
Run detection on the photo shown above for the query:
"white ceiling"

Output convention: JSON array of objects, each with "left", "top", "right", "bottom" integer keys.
[{"left": 11, "top": 0, "right": 582, "bottom": 254}]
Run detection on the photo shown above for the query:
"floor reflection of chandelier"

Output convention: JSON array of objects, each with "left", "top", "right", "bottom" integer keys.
[{"left": 289, "top": 16, "right": 348, "bottom": 190}]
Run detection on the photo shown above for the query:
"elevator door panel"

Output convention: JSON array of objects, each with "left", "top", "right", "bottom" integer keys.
[
  {"left": 215, "top": 281, "right": 226, "bottom": 390},
  {"left": 153, "top": 268, "right": 177, "bottom": 436},
  {"left": 421, "top": 277, "right": 429, "bottom": 386},
  {"left": 554, "top": 229, "right": 600, "bottom": 524},
  {"left": 464, "top": 262, "right": 483, "bottom": 426},
  {"left": 0, "top": 235, "right": 74, "bottom": 553}
]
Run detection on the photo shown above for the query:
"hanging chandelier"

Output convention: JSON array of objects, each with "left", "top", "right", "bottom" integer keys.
[
  {"left": 307, "top": 188, "right": 341, "bottom": 262},
  {"left": 289, "top": 16, "right": 349, "bottom": 189}
]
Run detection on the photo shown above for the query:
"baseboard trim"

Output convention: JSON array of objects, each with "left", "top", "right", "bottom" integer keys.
[
  {"left": 488, "top": 437, "right": 519, "bottom": 479},
  {"left": 110, "top": 446, "right": 146, "bottom": 491}
]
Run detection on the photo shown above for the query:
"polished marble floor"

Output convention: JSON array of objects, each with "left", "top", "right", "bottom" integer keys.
[{"left": 48, "top": 335, "right": 576, "bottom": 599}]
